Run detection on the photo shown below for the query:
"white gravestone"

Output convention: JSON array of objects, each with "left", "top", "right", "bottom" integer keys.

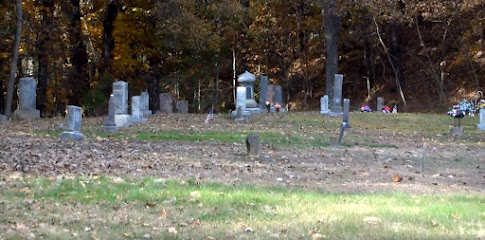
[
  {"left": 113, "top": 81, "right": 132, "bottom": 127},
  {"left": 13, "top": 77, "right": 40, "bottom": 120},
  {"left": 478, "top": 109, "right": 485, "bottom": 131},
  {"left": 131, "top": 96, "right": 147, "bottom": 123},
  {"left": 320, "top": 95, "right": 330, "bottom": 115}
]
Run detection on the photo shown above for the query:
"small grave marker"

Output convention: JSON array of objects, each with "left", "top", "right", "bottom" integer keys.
[
  {"left": 61, "top": 105, "right": 83, "bottom": 141},
  {"left": 246, "top": 134, "right": 260, "bottom": 158}
]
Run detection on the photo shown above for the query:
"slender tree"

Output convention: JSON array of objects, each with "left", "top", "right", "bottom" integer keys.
[{"left": 4, "top": 0, "right": 22, "bottom": 118}]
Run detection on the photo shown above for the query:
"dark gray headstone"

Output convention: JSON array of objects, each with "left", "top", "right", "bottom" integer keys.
[
  {"left": 267, "top": 84, "right": 275, "bottom": 103},
  {"left": 246, "top": 134, "right": 260, "bottom": 158},
  {"left": 61, "top": 105, "right": 83, "bottom": 141},
  {"left": 331, "top": 74, "right": 343, "bottom": 114},
  {"left": 176, "top": 100, "right": 189, "bottom": 114},
  {"left": 377, "top": 97, "right": 384, "bottom": 112},
  {"left": 259, "top": 76, "right": 268, "bottom": 109},
  {"left": 274, "top": 85, "right": 283, "bottom": 105},
  {"left": 103, "top": 95, "right": 118, "bottom": 133},
  {"left": 343, "top": 98, "right": 350, "bottom": 126},
  {"left": 13, "top": 77, "right": 40, "bottom": 120},
  {"left": 337, "top": 98, "right": 350, "bottom": 145},
  {"left": 159, "top": 93, "right": 173, "bottom": 114}
]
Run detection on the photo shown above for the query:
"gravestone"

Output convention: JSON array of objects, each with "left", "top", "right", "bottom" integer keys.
[
  {"left": 233, "top": 87, "right": 250, "bottom": 121},
  {"left": 103, "top": 95, "right": 118, "bottom": 133},
  {"left": 176, "top": 100, "right": 189, "bottom": 114},
  {"left": 159, "top": 93, "right": 173, "bottom": 114},
  {"left": 337, "top": 98, "right": 351, "bottom": 145},
  {"left": 477, "top": 108, "right": 485, "bottom": 130},
  {"left": 0, "top": 115, "right": 7, "bottom": 121},
  {"left": 140, "top": 91, "right": 152, "bottom": 116},
  {"left": 267, "top": 84, "right": 275, "bottom": 103},
  {"left": 238, "top": 71, "right": 261, "bottom": 114},
  {"left": 61, "top": 105, "right": 83, "bottom": 141},
  {"left": 320, "top": 95, "right": 330, "bottom": 115},
  {"left": 259, "top": 76, "right": 268, "bottom": 109},
  {"left": 450, "top": 118, "right": 464, "bottom": 138},
  {"left": 274, "top": 85, "right": 283, "bottom": 105},
  {"left": 246, "top": 134, "right": 260, "bottom": 158},
  {"left": 330, "top": 74, "right": 343, "bottom": 116},
  {"left": 112, "top": 81, "right": 132, "bottom": 127},
  {"left": 13, "top": 77, "right": 40, "bottom": 120},
  {"left": 131, "top": 96, "right": 147, "bottom": 123},
  {"left": 377, "top": 97, "right": 384, "bottom": 112}
]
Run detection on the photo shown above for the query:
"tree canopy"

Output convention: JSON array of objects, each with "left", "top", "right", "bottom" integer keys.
[{"left": 1, "top": 0, "right": 483, "bottom": 115}]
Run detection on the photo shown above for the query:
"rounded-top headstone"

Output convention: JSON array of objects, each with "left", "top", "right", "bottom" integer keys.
[{"left": 237, "top": 71, "right": 256, "bottom": 83}]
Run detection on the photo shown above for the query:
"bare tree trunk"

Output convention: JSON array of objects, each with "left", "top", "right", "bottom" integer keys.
[
  {"left": 214, "top": 58, "right": 219, "bottom": 113},
  {"left": 373, "top": 18, "right": 407, "bottom": 110},
  {"left": 233, "top": 47, "right": 236, "bottom": 105},
  {"left": 4, "top": 0, "right": 22, "bottom": 118},
  {"left": 322, "top": 0, "right": 340, "bottom": 102},
  {"left": 102, "top": 0, "right": 118, "bottom": 73},
  {"left": 36, "top": 0, "right": 54, "bottom": 115}
]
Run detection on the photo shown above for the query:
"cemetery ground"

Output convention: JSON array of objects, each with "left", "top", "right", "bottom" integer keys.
[{"left": 0, "top": 112, "right": 484, "bottom": 239}]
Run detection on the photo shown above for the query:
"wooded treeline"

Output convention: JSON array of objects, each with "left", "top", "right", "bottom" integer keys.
[{"left": 0, "top": 0, "right": 483, "bottom": 116}]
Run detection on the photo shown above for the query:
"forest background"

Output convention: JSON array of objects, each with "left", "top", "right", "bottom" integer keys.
[{"left": 0, "top": 0, "right": 483, "bottom": 116}]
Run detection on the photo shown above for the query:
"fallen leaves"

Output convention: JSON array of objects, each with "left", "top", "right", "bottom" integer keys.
[{"left": 363, "top": 217, "right": 382, "bottom": 225}]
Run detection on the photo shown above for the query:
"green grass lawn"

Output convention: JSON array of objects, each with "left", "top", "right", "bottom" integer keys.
[{"left": 1, "top": 176, "right": 483, "bottom": 239}]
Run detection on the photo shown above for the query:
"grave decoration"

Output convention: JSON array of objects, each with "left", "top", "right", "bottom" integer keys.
[{"left": 360, "top": 105, "right": 372, "bottom": 112}]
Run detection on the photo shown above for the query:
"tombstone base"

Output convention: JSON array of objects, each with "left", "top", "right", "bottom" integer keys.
[
  {"left": 450, "top": 127, "right": 464, "bottom": 138},
  {"left": 0, "top": 115, "right": 7, "bottom": 121},
  {"left": 103, "top": 125, "right": 118, "bottom": 133},
  {"left": 231, "top": 110, "right": 251, "bottom": 121},
  {"left": 320, "top": 110, "right": 330, "bottom": 115},
  {"left": 329, "top": 111, "right": 343, "bottom": 117},
  {"left": 245, "top": 107, "right": 262, "bottom": 114},
  {"left": 142, "top": 110, "right": 152, "bottom": 116},
  {"left": 477, "top": 124, "right": 485, "bottom": 131},
  {"left": 61, "top": 131, "right": 84, "bottom": 141},
  {"left": 12, "top": 109, "right": 40, "bottom": 120},
  {"left": 132, "top": 117, "right": 147, "bottom": 124},
  {"left": 114, "top": 114, "right": 132, "bottom": 127}
]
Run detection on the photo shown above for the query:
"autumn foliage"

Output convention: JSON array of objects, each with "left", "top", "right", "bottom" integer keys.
[{"left": 0, "top": 0, "right": 483, "bottom": 116}]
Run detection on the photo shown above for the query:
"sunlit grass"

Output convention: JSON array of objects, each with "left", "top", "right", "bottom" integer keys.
[{"left": 1, "top": 176, "right": 483, "bottom": 239}]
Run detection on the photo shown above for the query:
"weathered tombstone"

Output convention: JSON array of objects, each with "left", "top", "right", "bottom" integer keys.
[
  {"left": 337, "top": 99, "right": 351, "bottom": 145},
  {"left": 131, "top": 96, "right": 147, "bottom": 123},
  {"left": 246, "top": 134, "right": 260, "bottom": 158},
  {"left": 159, "top": 93, "right": 173, "bottom": 114},
  {"left": 61, "top": 105, "right": 83, "bottom": 141},
  {"left": 330, "top": 74, "right": 343, "bottom": 116},
  {"left": 259, "top": 75, "right": 268, "bottom": 109},
  {"left": 112, "top": 81, "right": 132, "bottom": 127},
  {"left": 477, "top": 108, "right": 485, "bottom": 130},
  {"left": 176, "top": 100, "right": 189, "bottom": 114},
  {"left": 377, "top": 97, "right": 384, "bottom": 112},
  {"left": 267, "top": 84, "right": 275, "bottom": 103},
  {"left": 103, "top": 95, "right": 118, "bottom": 133},
  {"left": 274, "top": 85, "right": 283, "bottom": 105},
  {"left": 236, "top": 86, "right": 247, "bottom": 111},
  {"left": 450, "top": 118, "right": 464, "bottom": 138},
  {"left": 140, "top": 91, "right": 152, "bottom": 116},
  {"left": 13, "top": 77, "right": 40, "bottom": 120},
  {"left": 238, "top": 71, "right": 261, "bottom": 114},
  {"left": 320, "top": 95, "right": 330, "bottom": 115}
]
